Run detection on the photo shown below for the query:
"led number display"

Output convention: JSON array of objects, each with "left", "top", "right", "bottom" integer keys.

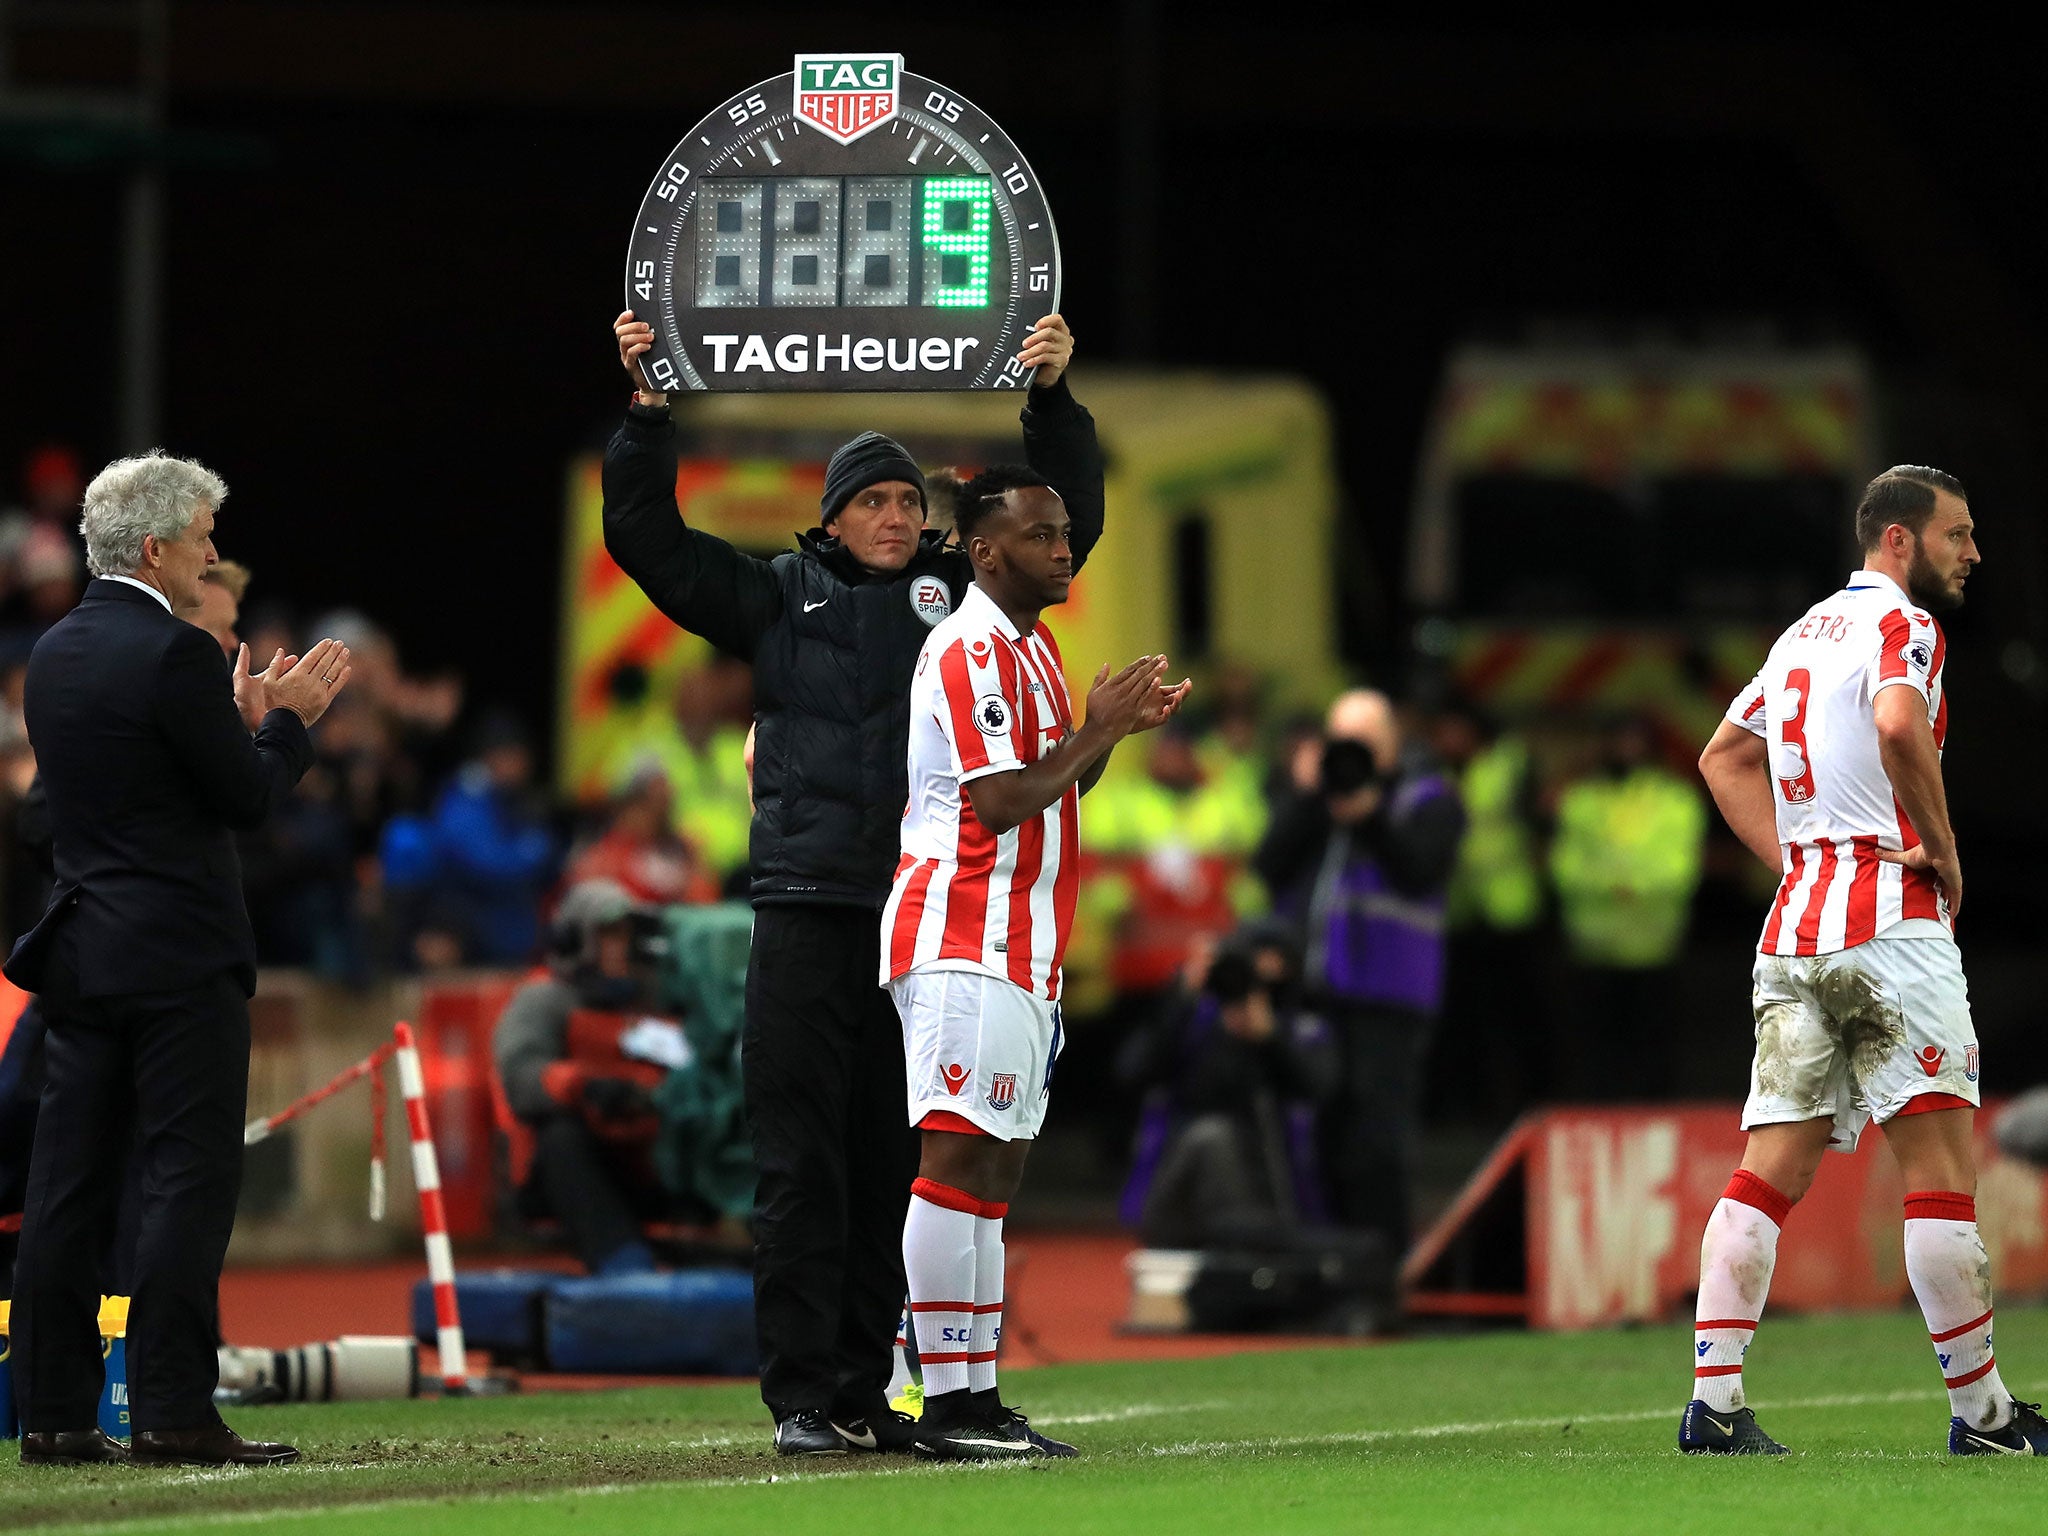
[{"left": 625, "top": 54, "right": 1060, "bottom": 391}]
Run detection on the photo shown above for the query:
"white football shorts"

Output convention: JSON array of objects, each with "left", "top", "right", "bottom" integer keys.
[
  {"left": 1743, "top": 930, "right": 1979, "bottom": 1152},
  {"left": 890, "top": 966, "right": 1064, "bottom": 1141}
]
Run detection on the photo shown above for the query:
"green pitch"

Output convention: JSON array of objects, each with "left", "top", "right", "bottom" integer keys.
[{"left": 9, "top": 1307, "right": 2048, "bottom": 1534}]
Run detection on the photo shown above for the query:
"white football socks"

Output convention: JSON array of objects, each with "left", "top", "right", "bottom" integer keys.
[
  {"left": 970, "top": 1210, "right": 1006, "bottom": 1396},
  {"left": 904, "top": 1178, "right": 982, "bottom": 1398},
  {"left": 1904, "top": 1191, "right": 2012, "bottom": 1433},
  {"left": 1692, "top": 1170, "right": 1789, "bottom": 1413}
]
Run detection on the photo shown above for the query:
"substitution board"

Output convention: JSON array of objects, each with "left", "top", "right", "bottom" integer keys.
[{"left": 625, "top": 52, "right": 1061, "bottom": 391}]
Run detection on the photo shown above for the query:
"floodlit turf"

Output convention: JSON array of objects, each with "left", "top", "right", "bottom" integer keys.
[{"left": 9, "top": 1308, "right": 2048, "bottom": 1533}]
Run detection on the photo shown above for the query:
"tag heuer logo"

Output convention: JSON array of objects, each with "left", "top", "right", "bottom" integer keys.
[{"left": 794, "top": 52, "right": 902, "bottom": 145}]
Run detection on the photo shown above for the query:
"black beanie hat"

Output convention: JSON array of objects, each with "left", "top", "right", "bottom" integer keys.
[{"left": 821, "top": 431, "right": 926, "bottom": 525}]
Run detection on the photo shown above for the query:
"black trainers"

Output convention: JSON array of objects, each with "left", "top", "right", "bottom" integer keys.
[
  {"left": 830, "top": 1405, "right": 920, "bottom": 1454},
  {"left": 1951, "top": 1399, "right": 2048, "bottom": 1456},
  {"left": 1678, "top": 1400, "right": 1790, "bottom": 1455},
  {"left": 993, "top": 1405, "right": 1078, "bottom": 1457},
  {"left": 910, "top": 1391, "right": 1033, "bottom": 1462},
  {"left": 774, "top": 1407, "right": 849, "bottom": 1456}
]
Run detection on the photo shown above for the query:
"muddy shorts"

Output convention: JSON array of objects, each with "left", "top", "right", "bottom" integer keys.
[{"left": 1744, "top": 932, "right": 1979, "bottom": 1152}]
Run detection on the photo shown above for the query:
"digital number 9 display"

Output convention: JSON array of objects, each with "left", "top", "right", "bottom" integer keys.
[{"left": 695, "top": 175, "right": 993, "bottom": 310}]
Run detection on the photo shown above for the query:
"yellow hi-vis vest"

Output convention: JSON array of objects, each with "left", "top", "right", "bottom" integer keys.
[
  {"left": 604, "top": 722, "right": 755, "bottom": 883},
  {"left": 1549, "top": 766, "right": 1707, "bottom": 969},
  {"left": 1447, "top": 737, "right": 1543, "bottom": 933}
]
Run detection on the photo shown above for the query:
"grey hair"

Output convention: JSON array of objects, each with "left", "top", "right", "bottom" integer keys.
[{"left": 79, "top": 451, "right": 226, "bottom": 579}]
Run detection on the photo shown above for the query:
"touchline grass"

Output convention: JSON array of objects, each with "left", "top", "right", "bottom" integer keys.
[{"left": 8, "top": 1308, "right": 2048, "bottom": 1534}]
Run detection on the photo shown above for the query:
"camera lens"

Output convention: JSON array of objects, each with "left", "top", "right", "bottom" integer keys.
[{"left": 1320, "top": 737, "right": 1379, "bottom": 796}]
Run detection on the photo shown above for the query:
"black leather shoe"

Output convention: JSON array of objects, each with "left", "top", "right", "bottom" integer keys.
[
  {"left": 20, "top": 1428, "right": 132, "bottom": 1466},
  {"left": 130, "top": 1425, "right": 300, "bottom": 1466},
  {"left": 772, "top": 1407, "right": 849, "bottom": 1456}
]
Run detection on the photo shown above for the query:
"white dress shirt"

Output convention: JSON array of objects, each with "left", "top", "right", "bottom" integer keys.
[{"left": 105, "top": 574, "right": 173, "bottom": 613}]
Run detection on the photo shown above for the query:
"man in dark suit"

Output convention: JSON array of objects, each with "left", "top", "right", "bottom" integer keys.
[{"left": 6, "top": 451, "right": 350, "bottom": 1468}]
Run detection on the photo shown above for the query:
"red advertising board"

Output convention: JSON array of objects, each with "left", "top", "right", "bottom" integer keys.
[{"left": 1406, "top": 1104, "right": 2048, "bottom": 1330}]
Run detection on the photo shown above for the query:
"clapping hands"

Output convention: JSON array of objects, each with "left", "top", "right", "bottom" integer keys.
[
  {"left": 1085, "top": 656, "right": 1192, "bottom": 742},
  {"left": 233, "top": 637, "right": 353, "bottom": 731}
]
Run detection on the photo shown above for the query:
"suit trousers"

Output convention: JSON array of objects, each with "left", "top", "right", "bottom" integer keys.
[
  {"left": 742, "top": 903, "right": 917, "bottom": 1421},
  {"left": 12, "top": 939, "right": 247, "bottom": 1433}
]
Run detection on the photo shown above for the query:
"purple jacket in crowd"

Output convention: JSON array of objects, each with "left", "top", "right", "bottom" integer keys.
[{"left": 1253, "top": 758, "right": 1465, "bottom": 1016}]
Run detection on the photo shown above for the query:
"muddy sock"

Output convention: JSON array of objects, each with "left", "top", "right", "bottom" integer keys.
[
  {"left": 1904, "top": 1190, "right": 2011, "bottom": 1432},
  {"left": 1693, "top": 1170, "right": 1790, "bottom": 1413}
]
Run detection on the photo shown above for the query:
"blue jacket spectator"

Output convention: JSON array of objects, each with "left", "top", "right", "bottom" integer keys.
[{"left": 382, "top": 713, "right": 559, "bottom": 967}]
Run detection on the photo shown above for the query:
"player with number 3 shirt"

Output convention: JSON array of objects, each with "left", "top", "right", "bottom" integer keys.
[
  {"left": 1726, "top": 584, "right": 1951, "bottom": 954},
  {"left": 882, "top": 465, "right": 1188, "bottom": 1459},
  {"left": 1680, "top": 467, "right": 2048, "bottom": 1457}
]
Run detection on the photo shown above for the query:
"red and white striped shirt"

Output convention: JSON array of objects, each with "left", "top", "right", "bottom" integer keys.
[
  {"left": 1727, "top": 570, "right": 1951, "bottom": 956},
  {"left": 882, "top": 583, "right": 1081, "bottom": 1000}
]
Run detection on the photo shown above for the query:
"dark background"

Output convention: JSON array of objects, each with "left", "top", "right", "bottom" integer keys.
[{"left": 5, "top": 9, "right": 2044, "bottom": 975}]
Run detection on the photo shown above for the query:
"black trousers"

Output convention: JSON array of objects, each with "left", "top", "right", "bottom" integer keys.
[
  {"left": 742, "top": 903, "right": 916, "bottom": 1421},
  {"left": 0, "top": 1002, "right": 47, "bottom": 1295},
  {"left": 12, "top": 947, "right": 248, "bottom": 1433},
  {"left": 2, "top": 1004, "right": 156, "bottom": 1302},
  {"left": 1323, "top": 1001, "right": 1434, "bottom": 1253}
]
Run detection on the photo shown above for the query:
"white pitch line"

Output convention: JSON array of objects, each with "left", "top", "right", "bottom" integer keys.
[
  {"left": 1140, "top": 1386, "right": 1947, "bottom": 1457},
  {"left": 42, "top": 1386, "right": 1989, "bottom": 1536},
  {"left": 1041, "top": 1400, "right": 1228, "bottom": 1426}
]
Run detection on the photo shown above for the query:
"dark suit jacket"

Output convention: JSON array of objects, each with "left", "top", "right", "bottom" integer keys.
[{"left": 4, "top": 579, "right": 314, "bottom": 998}]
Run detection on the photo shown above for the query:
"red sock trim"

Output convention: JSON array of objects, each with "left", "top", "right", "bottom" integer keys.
[
  {"left": 908, "top": 1301, "right": 978, "bottom": 1313},
  {"left": 1945, "top": 1357, "right": 1997, "bottom": 1389},
  {"left": 1695, "top": 1319, "right": 1758, "bottom": 1331},
  {"left": 981, "top": 1202, "right": 1009, "bottom": 1220},
  {"left": 919, "top": 1349, "right": 1000, "bottom": 1364},
  {"left": 912, "top": 1177, "right": 999, "bottom": 1218},
  {"left": 969, "top": 1302, "right": 1004, "bottom": 1315},
  {"left": 1904, "top": 1190, "right": 1976, "bottom": 1223},
  {"left": 1894, "top": 1092, "right": 1974, "bottom": 1117},
  {"left": 1931, "top": 1308, "right": 1994, "bottom": 1344},
  {"left": 920, "top": 1110, "right": 990, "bottom": 1137},
  {"left": 1724, "top": 1169, "right": 1793, "bottom": 1226},
  {"left": 1694, "top": 1364, "right": 1744, "bottom": 1377}
]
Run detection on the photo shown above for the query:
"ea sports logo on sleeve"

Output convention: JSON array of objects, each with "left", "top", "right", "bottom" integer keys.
[
  {"left": 910, "top": 574, "right": 952, "bottom": 627},
  {"left": 793, "top": 53, "right": 902, "bottom": 144}
]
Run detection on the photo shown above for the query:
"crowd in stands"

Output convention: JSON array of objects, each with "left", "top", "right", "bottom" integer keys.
[{"left": 0, "top": 443, "right": 1722, "bottom": 1270}]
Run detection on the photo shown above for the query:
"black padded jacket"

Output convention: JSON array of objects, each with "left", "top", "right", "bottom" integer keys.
[{"left": 600, "top": 377, "right": 1104, "bottom": 910}]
